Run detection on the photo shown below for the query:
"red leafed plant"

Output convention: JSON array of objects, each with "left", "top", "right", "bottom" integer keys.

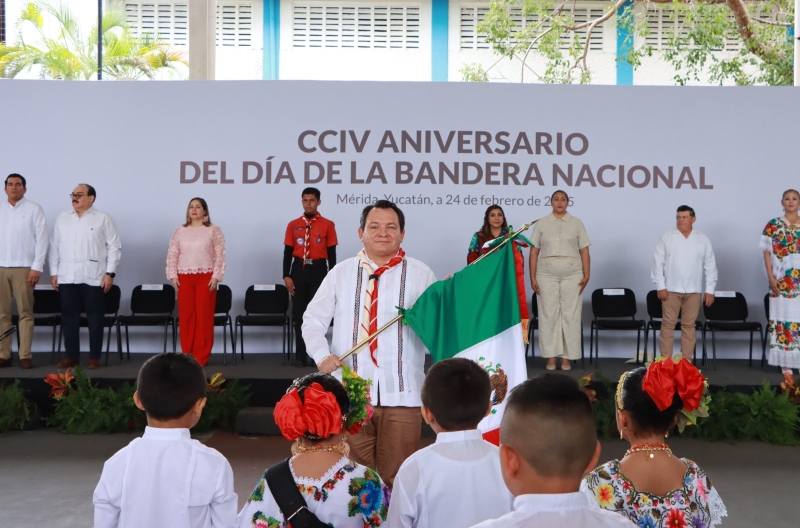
[
  {"left": 579, "top": 373, "right": 598, "bottom": 403},
  {"left": 780, "top": 372, "right": 800, "bottom": 405},
  {"left": 44, "top": 368, "right": 76, "bottom": 398}
]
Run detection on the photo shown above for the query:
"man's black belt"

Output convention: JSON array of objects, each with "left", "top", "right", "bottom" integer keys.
[{"left": 293, "top": 257, "right": 326, "bottom": 266}]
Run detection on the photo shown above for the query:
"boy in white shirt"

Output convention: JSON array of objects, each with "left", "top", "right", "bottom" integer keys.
[
  {"left": 93, "top": 353, "right": 238, "bottom": 528},
  {"left": 388, "top": 358, "right": 513, "bottom": 528},
  {"left": 472, "top": 374, "right": 635, "bottom": 528}
]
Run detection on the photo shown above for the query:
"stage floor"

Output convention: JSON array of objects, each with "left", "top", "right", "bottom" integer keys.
[{"left": 0, "top": 351, "right": 786, "bottom": 388}]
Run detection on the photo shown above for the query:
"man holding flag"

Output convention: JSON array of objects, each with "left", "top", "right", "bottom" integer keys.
[{"left": 303, "top": 200, "right": 436, "bottom": 487}]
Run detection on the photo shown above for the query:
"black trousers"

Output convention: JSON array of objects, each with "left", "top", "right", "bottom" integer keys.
[
  {"left": 291, "top": 261, "right": 328, "bottom": 360},
  {"left": 60, "top": 283, "right": 105, "bottom": 360}
]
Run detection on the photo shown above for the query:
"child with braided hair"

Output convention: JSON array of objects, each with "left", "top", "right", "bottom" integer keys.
[
  {"left": 582, "top": 357, "right": 727, "bottom": 528},
  {"left": 237, "top": 372, "right": 389, "bottom": 528}
]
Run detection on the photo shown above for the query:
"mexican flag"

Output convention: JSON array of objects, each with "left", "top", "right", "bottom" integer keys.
[{"left": 403, "top": 240, "right": 528, "bottom": 445}]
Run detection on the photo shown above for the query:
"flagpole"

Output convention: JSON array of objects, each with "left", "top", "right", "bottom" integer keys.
[{"left": 338, "top": 219, "right": 538, "bottom": 362}]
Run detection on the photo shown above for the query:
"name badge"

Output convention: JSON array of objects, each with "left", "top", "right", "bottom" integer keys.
[
  {"left": 715, "top": 291, "right": 736, "bottom": 298},
  {"left": 603, "top": 289, "right": 625, "bottom": 296},
  {"left": 255, "top": 284, "right": 276, "bottom": 291},
  {"left": 142, "top": 284, "right": 164, "bottom": 291}
]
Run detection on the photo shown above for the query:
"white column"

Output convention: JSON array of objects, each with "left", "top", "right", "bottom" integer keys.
[{"left": 189, "top": 0, "right": 216, "bottom": 80}]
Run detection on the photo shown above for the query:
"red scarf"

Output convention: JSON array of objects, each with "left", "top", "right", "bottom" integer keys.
[{"left": 357, "top": 248, "right": 406, "bottom": 366}]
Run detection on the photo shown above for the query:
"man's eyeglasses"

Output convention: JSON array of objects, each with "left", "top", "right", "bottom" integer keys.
[{"left": 69, "top": 193, "right": 86, "bottom": 199}]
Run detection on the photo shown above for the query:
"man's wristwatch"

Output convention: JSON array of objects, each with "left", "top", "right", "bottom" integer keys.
[{"left": 106, "top": 273, "right": 116, "bottom": 278}]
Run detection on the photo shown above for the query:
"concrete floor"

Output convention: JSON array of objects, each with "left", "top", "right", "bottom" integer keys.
[{"left": 0, "top": 429, "right": 796, "bottom": 528}]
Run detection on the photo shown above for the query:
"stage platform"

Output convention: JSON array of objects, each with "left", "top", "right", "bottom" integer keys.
[{"left": 1, "top": 351, "right": 787, "bottom": 418}]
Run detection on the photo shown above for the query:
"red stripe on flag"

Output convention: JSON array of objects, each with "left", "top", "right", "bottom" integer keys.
[{"left": 482, "top": 428, "right": 500, "bottom": 446}]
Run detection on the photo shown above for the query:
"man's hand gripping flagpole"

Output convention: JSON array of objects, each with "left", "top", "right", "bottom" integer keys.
[{"left": 336, "top": 219, "right": 539, "bottom": 363}]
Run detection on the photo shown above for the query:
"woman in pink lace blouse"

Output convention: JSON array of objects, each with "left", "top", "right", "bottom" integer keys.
[{"left": 166, "top": 198, "right": 225, "bottom": 366}]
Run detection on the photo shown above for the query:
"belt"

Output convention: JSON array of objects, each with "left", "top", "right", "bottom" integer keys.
[{"left": 294, "top": 257, "right": 326, "bottom": 266}]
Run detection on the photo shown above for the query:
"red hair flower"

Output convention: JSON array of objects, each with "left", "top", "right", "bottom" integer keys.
[
  {"left": 642, "top": 357, "right": 705, "bottom": 413},
  {"left": 273, "top": 382, "right": 342, "bottom": 441}
]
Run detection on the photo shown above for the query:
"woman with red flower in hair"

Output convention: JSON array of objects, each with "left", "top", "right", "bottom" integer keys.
[
  {"left": 237, "top": 373, "right": 389, "bottom": 528},
  {"left": 582, "top": 358, "right": 727, "bottom": 528}
]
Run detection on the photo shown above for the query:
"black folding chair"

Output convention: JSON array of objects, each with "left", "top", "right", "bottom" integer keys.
[
  {"left": 589, "top": 288, "right": 645, "bottom": 368},
  {"left": 234, "top": 285, "right": 291, "bottom": 365},
  {"left": 643, "top": 290, "right": 704, "bottom": 365},
  {"left": 12, "top": 288, "right": 61, "bottom": 363},
  {"left": 173, "top": 284, "right": 236, "bottom": 365},
  {"left": 116, "top": 284, "right": 176, "bottom": 358},
  {"left": 703, "top": 292, "right": 765, "bottom": 371}
]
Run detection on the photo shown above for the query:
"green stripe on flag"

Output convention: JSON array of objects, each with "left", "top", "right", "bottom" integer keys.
[{"left": 404, "top": 242, "right": 521, "bottom": 362}]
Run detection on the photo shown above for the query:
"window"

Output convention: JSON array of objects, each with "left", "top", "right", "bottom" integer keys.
[
  {"left": 124, "top": 1, "right": 255, "bottom": 48},
  {"left": 460, "top": 3, "right": 605, "bottom": 51},
  {"left": 292, "top": 2, "right": 421, "bottom": 48},
  {"left": 645, "top": 7, "right": 742, "bottom": 52}
]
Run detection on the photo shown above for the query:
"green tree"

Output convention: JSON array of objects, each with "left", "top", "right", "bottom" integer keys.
[
  {"left": 0, "top": 1, "right": 187, "bottom": 80},
  {"left": 462, "top": 0, "right": 794, "bottom": 85}
]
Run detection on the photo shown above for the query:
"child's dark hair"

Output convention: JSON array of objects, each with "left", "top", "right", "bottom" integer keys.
[
  {"left": 501, "top": 374, "right": 596, "bottom": 478},
  {"left": 421, "top": 358, "right": 490, "bottom": 430},
  {"left": 619, "top": 368, "right": 683, "bottom": 435},
  {"left": 136, "top": 353, "right": 207, "bottom": 421},
  {"left": 295, "top": 372, "right": 350, "bottom": 440}
]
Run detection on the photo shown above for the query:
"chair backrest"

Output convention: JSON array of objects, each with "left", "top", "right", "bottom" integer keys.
[
  {"left": 530, "top": 293, "right": 538, "bottom": 319},
  {"left": 104, "top": 284, "right": 121, "bottom": 315},
  {"left": 645, "top": 290, "right": 662, "bottom": 319},
  {"left": 244, "top": 285, "right": 290, "bottom": 315},
  {"left": 215, "top": 284, "right": 232, "bottom": 315},
  {"left": 33, "top": 289, "right": 61, "bottom": 314},
  {"left": 703, "top": 292, "right": 748, "bottom": 321},
  {"left": 591, "top": 288, "right": 638, "bottom": 318},
  {"left": 764, "top": 293, "right": 770, "bottom": 321},
  {"left": 130, "top": 284, "right": 176, "bottom": 314}
]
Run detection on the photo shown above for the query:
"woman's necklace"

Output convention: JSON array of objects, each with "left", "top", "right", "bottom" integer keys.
[
  {"left": 291, "top": 437, "right": 350, "bottom": 457},
  {"left": 625, "top": 442, "right": 672, "bottom": 460}
]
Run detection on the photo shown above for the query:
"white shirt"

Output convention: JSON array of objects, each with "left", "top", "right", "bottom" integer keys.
[
  {"left": 388, "top": 429, "right": 513, "bottom": 528},
  {"left": 93, "top": 427, "right": 238, "bottom": 528},
  {"left": 302, "top": 255, "right": 436, "bottom": 407},
  {"left": 49, "top": 206, "right": 121, "bottom": 286},
  {"left": 0, "top": 198, "right": 48, "bottom": 271},
  {"left": 471, "top": 492, "right": 636, "bottom": 528},
  {"left": 651, "top": 229, "right": 717, "bottom": 294}
]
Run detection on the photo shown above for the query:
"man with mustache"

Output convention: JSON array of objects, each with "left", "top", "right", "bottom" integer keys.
[{"left": 49, "top": 184, "right": 121, "bottom": 368}]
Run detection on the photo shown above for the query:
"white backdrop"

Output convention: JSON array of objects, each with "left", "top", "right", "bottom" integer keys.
[{"left": 0, "top": 79, "right": 796, "bottom": 358}]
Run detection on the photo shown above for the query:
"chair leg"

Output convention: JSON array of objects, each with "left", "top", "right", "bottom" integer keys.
[
  {"left": 230, "top": 320, "right": 236, "bottom": 359},
  {"left": 116, "top": 323, "right": 123, "bottom": 364},
  {"left": 222, "top": 323, "right": 227, "bottom": 366},
  {"left": 125, "top": 326, "right": 131, "bottom": 359},
  {"left": 636, "top": 328, "right": 641, "bottom": 364},
  {"left": 594, "top": 328, "right": 600, "bottom": 370},
  {"left": 162, "top": 322, "right": 168, "bottom": 354},
  {"left": 711, "top": 329, "right": 717, "bottom": 371},
  {"left": 51, "top": 325, "right": 57, "bottom": 364},
  {"left": 748, "top": 331, "right": 754, "bottom": 368},
  {"left": 643, "top": 323, "right": 650, "bottom": 365},
  {"left": 760, "top": 328, "right": 767, "bottom": 371},
  {"left": 588, "top": 324, "right": 594, "bottom": 364}
]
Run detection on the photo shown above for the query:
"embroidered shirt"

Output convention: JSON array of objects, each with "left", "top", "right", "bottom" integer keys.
[
  {"left": 529, "top": 213, "right": 591, "bottom": 258},
  {"left": 237, "top": 456, "right": 389, "bottom": 528},
  {"left": 284, "top": 214, "right": 338, "bottom": 260},
  {"left": 93, "top": 427, "right": 237, "bottom": 528},
  {"left": 166, "top": 225, "right": 226, "bottom": 281},
  {"left": 388, "top": 429, "right": 513, "bottom": 528},
  {"left": 49, "top": 207, "right": 121, "bottom": 286},
  {"left": 302, "top": 255, "right": 436, "bottom": 408},
  {"left": 652, "top": 229, "right": 718, "bottom": 294},
  {"left": 581, "top": 459, "right": 727, "bottom": 528},
  {"left": 471, "top": 491, "right": 635, "bottom": 528},
  {"left": 0, "top": 198, "right": 48, "bottom": 271}
]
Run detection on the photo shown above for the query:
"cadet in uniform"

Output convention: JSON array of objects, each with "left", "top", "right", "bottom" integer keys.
[{"left": 283, "top": 187, "right": 338, "bottom": 366}]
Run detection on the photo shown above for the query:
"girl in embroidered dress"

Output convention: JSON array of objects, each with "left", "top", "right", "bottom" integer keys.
[
  {"left": 238, "top": 373, "right": 389, "bottom": 528},
  {"left": 582, "top": 358, "right": 727, "bottom": 528},
  {"left": 166, "top": 198, "right": 225, "bottom": 366},
  {"left": 467, "top": 205, "right": 509, "bottom": 264},
  {"left": 762, "top": 189, "right": 800, "bottom": 380}
]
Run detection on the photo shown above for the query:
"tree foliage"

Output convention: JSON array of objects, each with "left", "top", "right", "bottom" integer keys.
[
  {"left": 0, "top": 0, "right": 187, "bottom": 80},
  {"left": 461, "top": 0, "right": 794, "bottom": 85}
]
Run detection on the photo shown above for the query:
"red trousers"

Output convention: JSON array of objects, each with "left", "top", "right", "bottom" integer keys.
[{"left": 177, "top": 273, "right": 216, "bottom": 366}]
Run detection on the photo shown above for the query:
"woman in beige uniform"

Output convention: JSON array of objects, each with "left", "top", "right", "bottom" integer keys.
[{"left": 529, "top": 190, "right": 591, "bottom": 370}]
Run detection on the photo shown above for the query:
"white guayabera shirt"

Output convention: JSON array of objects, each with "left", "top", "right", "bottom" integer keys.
[
  {"left": 388, "top": 429, "right": 514, "bottom": 528},
  {"left": 93, "top": 427, "right": 238, "bottom": 528},
  {"left": 471, "top": 492, "right": 637, "bottom": 528},
  {"left": 0, "top": 198, "right": 48, "bottom": 271},
  {"left": 303, "top": 255, "right": 436, "bottom": 407},
  {"left": 49, "top": 206, "right": 121, "bottom": 286}
]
